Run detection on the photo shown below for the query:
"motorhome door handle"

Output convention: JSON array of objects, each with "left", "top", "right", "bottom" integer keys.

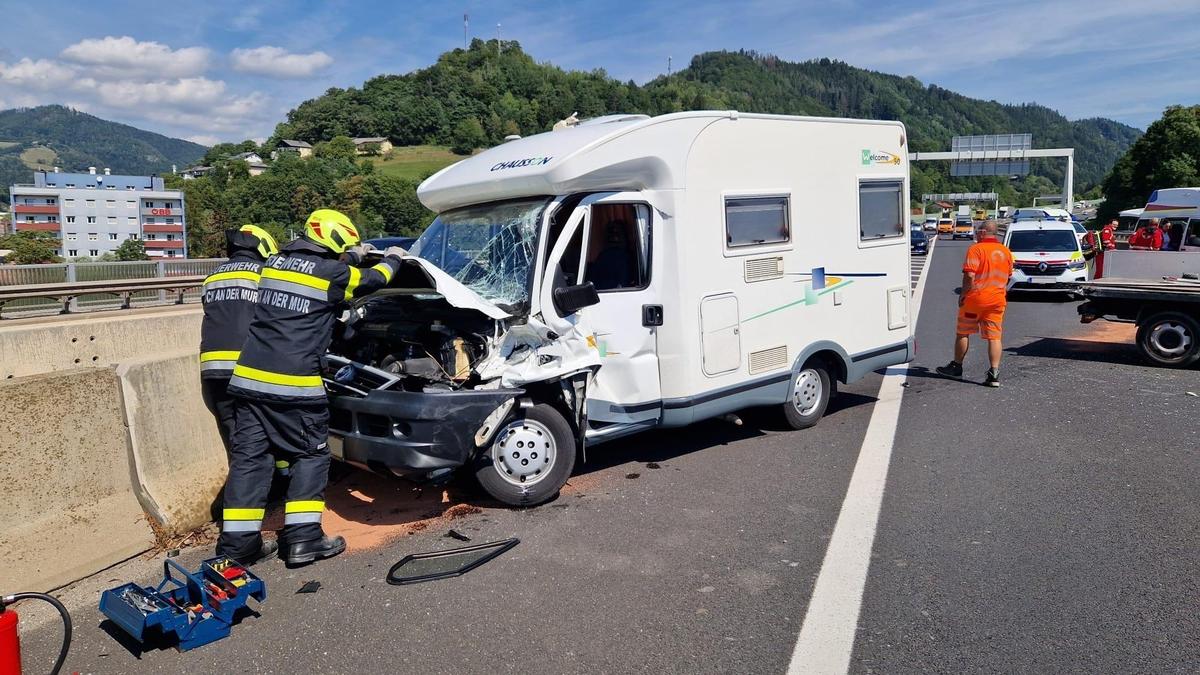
[{"left": 642, "top": 304, "right": 664, "bottom": 327}]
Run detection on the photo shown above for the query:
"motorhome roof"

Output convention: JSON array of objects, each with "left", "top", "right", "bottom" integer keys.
[{"left": 416, "top": 110, "right": 906, "bottom": 212}]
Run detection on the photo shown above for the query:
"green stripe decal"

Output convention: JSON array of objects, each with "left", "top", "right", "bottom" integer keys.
[{"left": 743, "top": 280, "right": 853, "bottom": 322}]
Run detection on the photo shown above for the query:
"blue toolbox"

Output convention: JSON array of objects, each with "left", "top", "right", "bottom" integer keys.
[{"left": 99, "top": 556, "right": 266, "bottom": 651}]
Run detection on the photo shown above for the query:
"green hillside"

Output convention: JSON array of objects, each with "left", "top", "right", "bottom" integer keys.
[
  {"left": 0, "top": 105, "right": 206, "bottom": 204},
  {"left": 271, "top": 42, "right": 1140, "bottom": 202}
]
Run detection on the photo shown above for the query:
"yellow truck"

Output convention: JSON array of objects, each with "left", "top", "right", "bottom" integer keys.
[{"left": 973, "top": 209, "right": 988, "bottom": 221}]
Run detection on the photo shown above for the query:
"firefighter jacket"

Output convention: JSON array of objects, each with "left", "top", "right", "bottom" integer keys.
[
  {"left": 226, "top": 238, "right": 401, "bottom": 403},
  {"left": 199, "top": 249, "right": 264, "bottom": 380}
]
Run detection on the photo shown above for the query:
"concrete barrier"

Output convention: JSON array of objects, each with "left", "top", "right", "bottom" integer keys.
[
  {"left": 118, "top": 351, "right": 228, "bottom": 537},
  {"left": 0, "top": 305, "right": 201, "bottom": 379},
  {"left": 0, "top": 367, "right": 156, "bottom": 592}
]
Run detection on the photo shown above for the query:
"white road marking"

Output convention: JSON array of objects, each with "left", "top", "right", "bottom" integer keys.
[{"left": 786, "top": 231, "right": 935, "bottom": 675}]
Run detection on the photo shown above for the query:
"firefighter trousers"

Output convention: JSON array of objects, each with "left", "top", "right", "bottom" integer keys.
[{"left": 217, "top": 398, "right": 331, "bottom": 559}]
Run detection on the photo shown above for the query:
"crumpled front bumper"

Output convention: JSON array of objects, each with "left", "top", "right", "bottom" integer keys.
[{"left": 327, "top": 387, "right": 523, "bottom": 480}]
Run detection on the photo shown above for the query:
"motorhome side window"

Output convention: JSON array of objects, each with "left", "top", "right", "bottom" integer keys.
[
  {"left": 859, "top": 180, "right": 904, "bottom": 241},
  {"left": 724, "top": 196, "right": 790, "bottom": 248}
]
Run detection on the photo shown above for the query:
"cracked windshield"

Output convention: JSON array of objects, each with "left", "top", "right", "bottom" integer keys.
[{"left": 408, "top": 197, "right": 550, "bottom": 309}]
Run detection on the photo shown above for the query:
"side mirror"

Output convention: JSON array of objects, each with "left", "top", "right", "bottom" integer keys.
[{"left": 552, "top": 281, "right": 600, "bottom": 315}]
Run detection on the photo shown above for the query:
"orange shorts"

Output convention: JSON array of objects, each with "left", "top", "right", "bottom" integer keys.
[{"left": 956, "top": 302, "right": 1005, "bottom": 340}]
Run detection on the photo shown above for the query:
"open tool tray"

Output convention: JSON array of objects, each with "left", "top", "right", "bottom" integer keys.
[{"left": 99, "top": 556, "right": 267, "bottom": 651}]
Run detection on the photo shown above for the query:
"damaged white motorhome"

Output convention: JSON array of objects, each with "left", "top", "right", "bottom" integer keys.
[{"left": 324, "top": 111, "right": 915, "bottom": 505}]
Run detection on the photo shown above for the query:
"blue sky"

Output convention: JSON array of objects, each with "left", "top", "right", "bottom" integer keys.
[{"left": 0, "top": 0, "right": 1196, "bottom": 145}]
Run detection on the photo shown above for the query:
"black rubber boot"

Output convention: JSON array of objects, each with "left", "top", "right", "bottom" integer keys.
[
  {"left": 231, "top": 539, "right": 278, "bottom": 566},
  {"left": 284, "top": 535, "right": 347, "bottom": 567}
]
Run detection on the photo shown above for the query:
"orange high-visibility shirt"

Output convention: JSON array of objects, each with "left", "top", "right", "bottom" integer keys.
[{"left": 962, "top": 237, "right": 1014, "bottom": 306}]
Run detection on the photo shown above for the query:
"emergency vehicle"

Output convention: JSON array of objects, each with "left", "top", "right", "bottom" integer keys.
[{"left": 1004, "top": 220, "right": 1089, "bottom": 291}]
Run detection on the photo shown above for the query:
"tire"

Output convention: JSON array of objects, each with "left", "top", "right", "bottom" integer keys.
[
  {"left": 1136, "top": 312, "right": 1200, "bottom": 368},
  {"left": 474, "top": 403, "right": 577, "bottom": 506},
  {"left": 781, "top": 360, "right": 835, "bottom": 430}
]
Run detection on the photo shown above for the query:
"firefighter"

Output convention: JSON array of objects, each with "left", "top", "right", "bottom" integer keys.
[
  {"left": 200, "top": 225, "right": 281, "bottom": 456},
  {"left": 217, "top": 209, "right": 405, "bottom": 566}
]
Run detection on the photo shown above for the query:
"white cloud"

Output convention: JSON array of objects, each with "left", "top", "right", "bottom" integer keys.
[
  {"left": 0, "top": 37, "right": 269, "bottom": 141},
  {"left": 61, "top": 36, "right": 210, "bottom": 77},
  {"left": 0, "top": 58, "right": 76, "bottom": 89},
  {"left": 186, "top": 134, "right": 221, "bottom": 146},
  {"left": 230, "top": 46, "right": 333, "bottom": 78}
]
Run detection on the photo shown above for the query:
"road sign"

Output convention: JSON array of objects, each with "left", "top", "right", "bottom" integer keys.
[{"left": 950, "top": 134, "right": 1032, "bottom": 177}]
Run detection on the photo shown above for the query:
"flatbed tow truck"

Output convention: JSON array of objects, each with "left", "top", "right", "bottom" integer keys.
[{"left": 1076, "top": 275, "right": 1200, "bottom": 368}]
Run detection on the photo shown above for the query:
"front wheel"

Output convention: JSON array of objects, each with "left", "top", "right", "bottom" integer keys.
[
  {"left": 474, "top": 403, "right": 577, "bottom": 506},
  {"left": 1136, "top": 312, "right": 1200, "bottom": 368},
  {"left": 781, "top": 361, "right": 834, "bottom": 430}
]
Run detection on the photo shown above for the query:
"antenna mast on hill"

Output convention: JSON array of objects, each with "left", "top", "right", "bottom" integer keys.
[{"left": 463, "top": 13, "right": 469, "bottom": 48}]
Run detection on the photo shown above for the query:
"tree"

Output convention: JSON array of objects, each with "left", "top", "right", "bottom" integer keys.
[
  {"left": 0, "top": 231, "right": 61, "bottom": 264},
  {"left": 114, "top": 238, "right": 149, "bottom": 261},
  {"left": 359, "top": 175, "right": 431, "bottom": 236},
  {"left": 315, "top": 135, "right": 358, "bottom": 161},
  {"left": 1097, "top": 105, "right": 1200, "bottom": 222},
  {"left": 360, "top": 142, "right": 382, "bottom": 156},
  {"left": 450, "top": 117, "right": 487, "bottom": 155}
]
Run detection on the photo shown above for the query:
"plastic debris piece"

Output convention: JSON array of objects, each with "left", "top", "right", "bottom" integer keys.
[
  {"left": 296, "top": 581, "right": 321, "bottom": 594},
  {"left": 1187, "top": 391, "right": 1198, "bottom": 397},
  {"left": 445, "top": 529, "right": 471, "bottom": 542},
  {"left": 166, "top": 549, "right": 180, "bottom": 558}
]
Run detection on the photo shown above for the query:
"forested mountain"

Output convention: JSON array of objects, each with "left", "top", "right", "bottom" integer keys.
[
  {"left": 0, "top": 105, "right": 206, "bottom": 204},
  {"left": 272, "top": 42, "right": 1140, "bottom": 202}
]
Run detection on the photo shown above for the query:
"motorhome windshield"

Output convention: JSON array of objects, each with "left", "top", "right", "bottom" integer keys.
[
  {"left": 1008, "top": 229, "right": 1077, "bottom": 252},
  {"left": 408, "top": 197, "right": 550, "bottom": 309}
]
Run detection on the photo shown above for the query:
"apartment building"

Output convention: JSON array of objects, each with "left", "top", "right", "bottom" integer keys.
[{"left": 8, "top": 167, "right": 187, "bottom": 258}]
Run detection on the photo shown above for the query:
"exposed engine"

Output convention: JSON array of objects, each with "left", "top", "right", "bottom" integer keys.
[{"left": 329, "top": 293, "right": 497, "bottom": 393}]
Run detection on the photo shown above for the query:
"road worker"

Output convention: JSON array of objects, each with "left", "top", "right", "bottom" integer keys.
[
  {"left": 217, "top": 209, "right": 405, "bottom": 566},
  {"left": 936, "top": 220, "right": 1014, "bottom": 387}
]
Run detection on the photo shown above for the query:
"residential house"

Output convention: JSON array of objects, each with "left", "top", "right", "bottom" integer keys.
[
  {"left": 230, "top": 151, "right": 264, "bottom": 164},
  {"left": 352, "top": 137, "right": 393, "bottom": 155},
  {"left": 272, "top": 140, "right": 313, "bottom": 159},
  {"left": 247, "top": 162, "right": 269, "bottom": 177},
  {"left": 180, "top": 166, "right": 213, "bottom": 180}
]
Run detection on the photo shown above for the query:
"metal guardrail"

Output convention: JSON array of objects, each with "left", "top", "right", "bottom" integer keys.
[
  {"left": 0, "top": 258, "right": 224, "bottom": 316},
  {"left": 0, "top": 276, "right": 207, "bottom": 318}
]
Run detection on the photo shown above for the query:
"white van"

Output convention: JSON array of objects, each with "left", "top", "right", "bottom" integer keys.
[
  {"left": 323, "top": 112, "right": 914, "bottom": 505},
  {"left": 1005, "top": 220, "right": 1089, "bottom": 290},
  {"left": 1136, "top": 187, "right": 1200, "bottom": 250}
]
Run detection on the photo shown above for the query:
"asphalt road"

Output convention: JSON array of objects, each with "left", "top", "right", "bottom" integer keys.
[{"left": 20, "top": 239, "right": 1198, "bottom": 674}]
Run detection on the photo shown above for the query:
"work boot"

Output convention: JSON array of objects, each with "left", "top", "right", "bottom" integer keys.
[
  {"left": 984, "top": 368, "right": 1001, "bottom": 388},
  {"left": 230, "top": 539, "right": 278, "bottom": 566},
  {"left": 935, "top": 360, "right": 963, "bottom": 379},
  {"left": 284, "top": 535, "right": 347, "bottom": 567}
]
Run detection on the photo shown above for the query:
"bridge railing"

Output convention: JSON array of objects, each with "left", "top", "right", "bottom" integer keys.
[{"left": 0, "top": 258, "right": 225, "bottom": 315}]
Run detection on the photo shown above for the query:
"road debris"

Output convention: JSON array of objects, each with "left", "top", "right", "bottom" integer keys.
[
  {"left": 445, "top": 529, "right": 471, "bottom": 542},
  {"left": 296, "top": 581, "right": 321, "bottom": 594}
]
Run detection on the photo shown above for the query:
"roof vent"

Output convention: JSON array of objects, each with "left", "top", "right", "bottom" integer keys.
[
  {"left": 503, "top": 135, "right": 521, "bottom": 142},
  {"left": 104, "top": 168, "right": 111, "bottom": 176},
  {"left": 88, "top": 166, "right": 96, "bottom": 175}
]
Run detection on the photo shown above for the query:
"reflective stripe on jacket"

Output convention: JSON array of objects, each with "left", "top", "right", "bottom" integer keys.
[
  {"left": 226, "top": 238, "right": 401, "bottom": 403},
  {"left": 199, "top": 251, "right": 264, "bottom": 380}
]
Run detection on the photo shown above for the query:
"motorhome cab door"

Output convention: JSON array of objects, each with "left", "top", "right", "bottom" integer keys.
[{"left": 541, "top": 192, "right": 662, "bottom": 426}]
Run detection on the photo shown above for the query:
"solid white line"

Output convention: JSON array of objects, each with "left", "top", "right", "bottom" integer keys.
[{"left": 785, "top": 234, "right": 934, "bottom": 675}]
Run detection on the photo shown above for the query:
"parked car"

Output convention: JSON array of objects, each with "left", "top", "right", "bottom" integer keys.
[
  {"left": 1005, "top": 220, "right": 1089, "bottom": 291},
  {"left": 910, "top": 228, "right": 928, "bottom": 255}
]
